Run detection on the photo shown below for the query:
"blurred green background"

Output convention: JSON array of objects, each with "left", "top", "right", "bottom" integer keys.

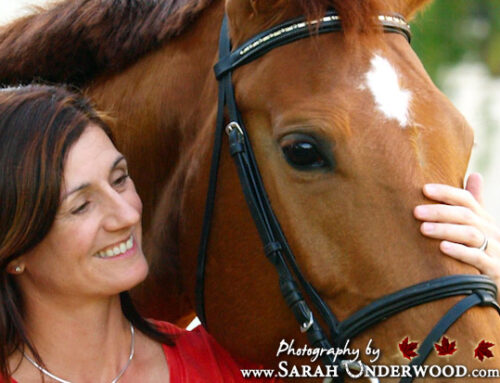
[
  {"left": 411, "top": 0, "right": 500, "bottom": 220},
  {"left": 411, "top": 0, "right": 500, "bottom": 84}
]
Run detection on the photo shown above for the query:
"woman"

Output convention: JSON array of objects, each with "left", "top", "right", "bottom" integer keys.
[{"left": 0, "top": 85, "right": 272, "bottom": 383}]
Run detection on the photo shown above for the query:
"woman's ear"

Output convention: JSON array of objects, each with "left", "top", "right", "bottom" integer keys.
[{"left": 6, "top": 259, "right": 25, "bottom": 275}]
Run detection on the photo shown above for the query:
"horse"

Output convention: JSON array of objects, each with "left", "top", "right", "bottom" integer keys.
[{"left": 1, "top": 0, "right": 499, "bottom": 380}]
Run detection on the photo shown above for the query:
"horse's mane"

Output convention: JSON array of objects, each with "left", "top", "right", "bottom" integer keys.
[
  {"left": 0, "top": 0, "right": 214, "bottom": 86},
  {"left": 0, "top": 0, "right": 429, "bottom": 86}
]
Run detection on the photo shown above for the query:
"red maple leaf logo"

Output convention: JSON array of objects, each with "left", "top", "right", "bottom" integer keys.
[
  {"left": 399, "top": 337, "right": 419, "bottom": 360},
  {"left": 434, "top": 336, "right": 457, "bottom": 356},
  {"left": 474, "top": 340, "right": 495, "bottom": 362}
]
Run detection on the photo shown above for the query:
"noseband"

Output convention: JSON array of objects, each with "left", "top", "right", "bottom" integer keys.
[{"left": 195, "top": 10, "right": 500, "bottom": 382}]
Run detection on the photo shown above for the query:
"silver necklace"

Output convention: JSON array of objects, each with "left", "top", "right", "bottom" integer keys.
[{"left": 23, "top": 323, "right": 135, "bottom": 383}]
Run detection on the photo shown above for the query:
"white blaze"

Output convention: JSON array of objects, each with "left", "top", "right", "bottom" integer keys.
[{"left": 364, "top": 54, "right": 412, "bottom": 128}]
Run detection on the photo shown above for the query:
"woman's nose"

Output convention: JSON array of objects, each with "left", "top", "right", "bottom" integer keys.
[{"left": 102, "top": 190, "right": 141, "bottom": 231}]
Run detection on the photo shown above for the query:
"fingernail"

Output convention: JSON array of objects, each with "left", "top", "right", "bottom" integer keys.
[
  {"left": 441, "top": 241, "right": 453, "bottom": 251},
  {"left": 424, "top": 184, "right": 437, "bottom": 194},
  {"left": 422, "top": 222, "right": 434, "bottom": 233},
  {"left": 414, "top": 205, "right": 427, "bottom": 216}
]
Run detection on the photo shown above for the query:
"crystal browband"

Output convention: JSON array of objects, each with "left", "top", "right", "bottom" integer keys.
[
  {"left": 214, "top": 11, "right": 411, "bottom": 79},
  {"left": 239, "top": 13, "right": 410, "bottom": 57}
]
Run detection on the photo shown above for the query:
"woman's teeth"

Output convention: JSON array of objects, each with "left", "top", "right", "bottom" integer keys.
[{"left": 96, "top": 236, "right": 134, "bottom": 258}]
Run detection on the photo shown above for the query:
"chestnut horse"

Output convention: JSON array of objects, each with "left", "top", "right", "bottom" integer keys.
[{"left": 1, "top": 0, "right": 499, "bottom": 380}]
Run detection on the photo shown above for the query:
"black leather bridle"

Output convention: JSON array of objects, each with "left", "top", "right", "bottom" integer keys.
[{"left": 195, "top": 10, "right": 500, "bottom": 382}]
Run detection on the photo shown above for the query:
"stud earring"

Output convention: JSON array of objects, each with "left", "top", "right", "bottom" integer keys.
[{"left": 14, "top": 265, "right": 24, "bottom": 274}]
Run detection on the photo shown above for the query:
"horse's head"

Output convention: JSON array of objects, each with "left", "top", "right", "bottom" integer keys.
[
  {"left": 224, "top": 0, "right": 475, "bottom": 313},
  {"left": 178, "top": 0, "right": 498, "bottom": 369}
]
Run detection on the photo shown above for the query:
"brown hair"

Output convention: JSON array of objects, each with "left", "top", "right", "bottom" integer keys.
[{"left": 0, "top": 85, "right": 173, "bottom": 381}]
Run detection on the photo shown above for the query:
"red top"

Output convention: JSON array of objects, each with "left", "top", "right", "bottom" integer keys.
[{"left": 4, "top": 322, "right": 276, "bottom": 382}]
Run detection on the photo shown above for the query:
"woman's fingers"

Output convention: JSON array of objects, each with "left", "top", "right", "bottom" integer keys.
[
  {"left": 465, "top": 172, "right": 484, "bottom": 206},
  {"left": 440, "top": 240, "right": 500, "bottom": 288},
  {"left": 419, "top": 222, "right": 486, "bottom": 248},
  {"left": 422, "top": 183, "right": 484, "bottom": 216},
  {"left": 414, "top": 204, "right": 479, "bottom": 226},
  {"left": 415, "top": 177, "right": 500, "bottom": 291},
  {"left": 440, "top": 241, "right": 488, "bottom": 269}
]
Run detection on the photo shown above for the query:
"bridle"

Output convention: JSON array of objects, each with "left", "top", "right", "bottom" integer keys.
[{"left": 195, "top": 10, "right": 500, "bottom": 382}]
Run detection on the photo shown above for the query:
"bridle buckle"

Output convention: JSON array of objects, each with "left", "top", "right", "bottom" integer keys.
[
  {"left": 300, "top": 311, "right": 314, "bottom": 333},
  {"left": 225, "top": 121, "right": 243, "bottom": 137}
]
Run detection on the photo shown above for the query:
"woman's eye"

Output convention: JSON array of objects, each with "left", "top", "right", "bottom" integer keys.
[
  {"left": 71, "top": 201, "right": 89, "bottom": 215},
  {"left": 281, "top": 140, "right": 328, "bottom": 170},
  {"left": 113, "top": 174, "right": 129, "bottom": 187}
]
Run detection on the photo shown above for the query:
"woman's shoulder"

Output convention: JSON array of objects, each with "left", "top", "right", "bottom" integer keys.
[{"left": 153, "top": 320, "right": 277, "bottom": 382}]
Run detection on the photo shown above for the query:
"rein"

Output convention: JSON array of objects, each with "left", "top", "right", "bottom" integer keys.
[{"left": 195, "top": 10, "right": 500, "bottom": 382}]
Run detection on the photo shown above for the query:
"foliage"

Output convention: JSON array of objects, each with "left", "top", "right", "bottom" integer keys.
[{"left": 411, "top": 0, "right": 500, "bottom": 85}]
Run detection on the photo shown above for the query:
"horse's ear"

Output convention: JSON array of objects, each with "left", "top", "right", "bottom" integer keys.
[
  {"left": 226, "top": 0, "right": 289, "bottom": 44},
  {"left": 248, "top": 0, "right": 288, "bottom": 15},
  {"left": 226, "top": 0, "right": 287, "bottom": 18},
  {"left": 397, "top": 0, "right": 434, "bottom": 21}
]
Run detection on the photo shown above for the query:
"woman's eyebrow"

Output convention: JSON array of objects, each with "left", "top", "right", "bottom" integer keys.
[
  {"left": 61, "top": 183, "right": 90, "bottom": 201},
  {"left": 112, "top": 155, "right": 126, "bottom": 169},
  {"left": 62, "top": 155, "right": 126, "bottom": 201}
]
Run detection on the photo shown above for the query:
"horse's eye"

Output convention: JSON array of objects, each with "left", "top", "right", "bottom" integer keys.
[{"left": 280, "top": 134, "right": 332, "bottom": 171}]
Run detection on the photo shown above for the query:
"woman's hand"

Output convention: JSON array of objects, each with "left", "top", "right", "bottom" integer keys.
[{"left": 414, "top": 173, "right": 500, "bottom": 288}]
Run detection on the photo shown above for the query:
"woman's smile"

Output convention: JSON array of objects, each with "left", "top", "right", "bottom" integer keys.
[{"left": 94, "top": 234, "right": 136, "bottom": 259}]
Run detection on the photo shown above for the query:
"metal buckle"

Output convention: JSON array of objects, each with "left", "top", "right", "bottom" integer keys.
[
  {"left": 300, "top": 311, "right": 314, "bottom": 333},
  {"left": 225, "top": 121, "right": 244, "bottom": 136}
]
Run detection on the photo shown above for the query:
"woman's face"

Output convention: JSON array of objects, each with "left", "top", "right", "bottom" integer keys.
[{"left": 17, "top": 125, "right": 148, "bottom": 301}]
